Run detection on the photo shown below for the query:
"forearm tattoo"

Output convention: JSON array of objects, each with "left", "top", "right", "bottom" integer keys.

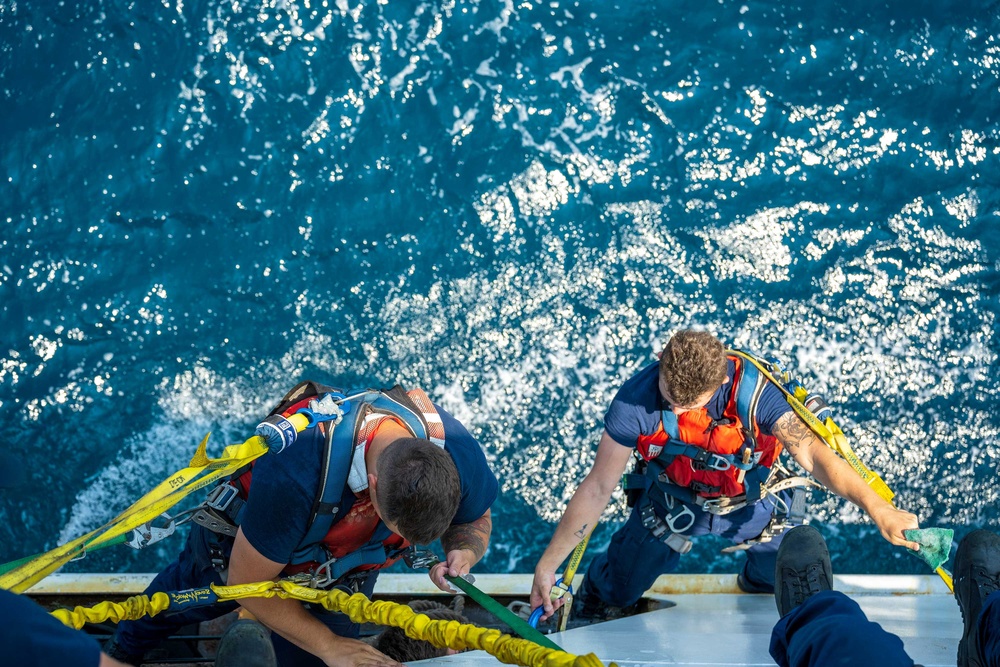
[
  {"left": 574, "top": 524, "right": 589, "bottom": 540},
  {"left": 772, "top": 412, "right": 815, "bottom": 453},
  {"left": 441, "top": 511, "right": 492, "bottom": 561}
]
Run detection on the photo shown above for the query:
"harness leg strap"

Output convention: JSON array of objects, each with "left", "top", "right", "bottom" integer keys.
[
  {"left": 639, "top": 500, "right": 693, "bottom": 555},
  {"left": 721, "top": 487, "right": 811, "bottom": 553}
]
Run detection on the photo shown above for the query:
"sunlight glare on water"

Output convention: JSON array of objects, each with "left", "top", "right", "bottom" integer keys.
[{"left": 0, "top": 0, "right": 997, "bottom": 576}]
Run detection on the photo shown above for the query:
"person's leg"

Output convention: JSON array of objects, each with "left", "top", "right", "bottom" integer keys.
[
  {"left": 581, "top": 498, "right": 708, "bottom": 609},
  {"left": 955, "top": 530, "right": 1000, "bottom": 667},
  {"left": 107, "top": 526, "right": 237, "bottom": 662},
  {"left": 714, "top": 490, "right": 798, "bottom": 593},
  {"left": 769, "top": 525, "right": 913, "bottom": 667},
  {"left": 771, "top": 590, "right": 914, "bottom": 667},
  {"left": 271, "top": 572, "right": 379, "bottom": 667},
  {"left": 977, "top": 591, "right": 1000, "bottom": 667}
]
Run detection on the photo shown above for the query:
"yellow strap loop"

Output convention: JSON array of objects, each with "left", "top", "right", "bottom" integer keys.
[
  {"left": 729, "top": 351, "right": 955, "bottom": 592},
  {"left": 49, "top": 581, "right": 615, "bottom": 667},
  {"left": 728, "top": 350, "right": 895, "bottom": 504},
  {"left": 0, "top": 433, "right": 270, "bottom": 593}
]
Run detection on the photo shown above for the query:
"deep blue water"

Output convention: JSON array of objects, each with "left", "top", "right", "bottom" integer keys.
[{"left": 1, "top": 0, "right": 998, "bottom": 580}]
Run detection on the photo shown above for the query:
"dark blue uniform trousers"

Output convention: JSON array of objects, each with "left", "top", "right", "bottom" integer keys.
[
  {"left": 983, "top": 592, "right": 1000, "bottom": 667},
  {"left": 112, "top": 524, "right": 377, "bottom": 667},
  {"left": 585, "top": 490, "right": 793, "bottom": 607},
  {"left": 770, "top": 589, "right": 1000, "bottom": 667}
]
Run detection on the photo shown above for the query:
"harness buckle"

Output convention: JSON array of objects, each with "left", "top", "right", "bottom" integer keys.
[
  {"left": 208, "top": 544, "right": 228, "bottom": 572},
  {"left": 640, "top": 501, "right": 693, "bottom": 554},
  {"left": 703, "top": 418, "right": 733, "bottom": 435},
  {"left": 701, "top": 496, "right": 748, "bottom": 515},
  {"left": 663, "top": 499, "right": 696, "bottom": 533},
  {"left": 689, "top": 481, "right": 720, "bottom": 495},
  {"left": 191, "top": 483, "right": 244, "bottom": 537},
  {"left": 402, "top": 547, "right": 477, "bottom": 586},
  {"left": 690, "top": 449, "right": 731, "bottom": 472},
  {"left": 205, "top": 483, "right": 240, "bottom": 513},
  {"left": 403, "top": 547, "right": 440, "bottom": 571}
]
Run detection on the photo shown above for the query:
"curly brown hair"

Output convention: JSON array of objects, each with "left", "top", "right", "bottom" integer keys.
[{"left": 658, "top": 330, "right": 728, "bottom": 407}]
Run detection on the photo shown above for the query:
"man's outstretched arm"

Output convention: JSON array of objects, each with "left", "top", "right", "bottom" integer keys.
[
  {"left": 772, "top": 411, "right": 920, "bottom": 550},
  {"left": 530, "top": 431, "right": 635, "bottom": 620}
]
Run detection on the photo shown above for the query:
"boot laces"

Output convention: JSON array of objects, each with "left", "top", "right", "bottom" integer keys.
[
  {"left": 971, "top": 567, "right": 1000, "bottom": 598},
  {"left": 788, "top": 563, "right": 826, "bottom": 604}
]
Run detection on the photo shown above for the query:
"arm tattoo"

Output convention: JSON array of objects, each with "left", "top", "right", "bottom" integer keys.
[
  {"left": 441, "top": 511, "right": 492, "bottom": 561},
  {"left": 574, "top": 524, "right": 589, "bottom": 540},
  {"left": 772, "top": 412, "right": 815, "bottom": 453}
]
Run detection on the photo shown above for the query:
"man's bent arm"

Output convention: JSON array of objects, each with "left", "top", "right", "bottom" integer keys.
[
  {"left": 430, "top": 509, "right": 492, "bottom": 591},
  {"left": 772, "top": 411, "right": 920, "bottom": 550},
  {"left": 530, "top": 430, "right": 635, "bottom": 619},
  {"left": 227, "top": 528, "right": 401, "bottom": 667}
]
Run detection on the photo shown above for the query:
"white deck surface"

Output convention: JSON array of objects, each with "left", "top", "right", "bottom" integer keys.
[{"left": 417, "top": 591, "right": 962, "bottom": 667}]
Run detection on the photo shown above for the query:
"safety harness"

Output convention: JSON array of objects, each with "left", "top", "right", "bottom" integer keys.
[
  {"left": 622, "top": 350, "right": 821, "bottom": 554},
  {"left": 191, "top": 381, "right": 445, "bottom": 588}
]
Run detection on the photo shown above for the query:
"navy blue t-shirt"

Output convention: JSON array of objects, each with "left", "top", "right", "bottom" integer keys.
[
  {"left": 0, "top": 589, "right": 100, "bottom": 667},
  {"left": 604, "top": 360, "right": 792, "bottom": 447},
  {"left": 241, "top": 401, "right": 498, "bottom": 564}
]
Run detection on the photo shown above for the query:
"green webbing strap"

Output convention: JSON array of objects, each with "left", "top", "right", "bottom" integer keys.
[{"left": 444, "top": 573, "right": 563, "bottom": 651}]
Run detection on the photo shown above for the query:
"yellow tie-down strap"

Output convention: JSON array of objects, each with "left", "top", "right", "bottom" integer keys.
[
  {"left": 50, "top": 580, "right": 613, "bottom": 667},
  {"left": 0, "top": 433, "right": 270, "bottom": 594},
  {"left": 731, "top": 352, "right": 955, "bottom": 591},
  {"left": 729, "top": 350, "right": 894, "bottom": 504}
]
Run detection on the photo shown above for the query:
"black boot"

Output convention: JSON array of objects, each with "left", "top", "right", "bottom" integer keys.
[
  {"left": 214, "top": 619, "right": 277, "bottom": 667},
  {"left": 954, "top": 530, "right": 1000, "bottom": 667},
  {"left": 569, "top": 577, "right": 635, "bottom": 622},
  {"left": 773, "top": 525, "right": 832, "bottom": 617}
]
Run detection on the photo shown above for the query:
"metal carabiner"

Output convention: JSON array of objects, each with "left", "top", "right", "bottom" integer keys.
[{"left": 126, "top": 512, "right": 178, "bottom": 550}]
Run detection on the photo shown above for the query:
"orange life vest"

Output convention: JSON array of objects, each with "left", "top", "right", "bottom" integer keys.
[{"left": 637, "top": 355, "right": 781, "bottom": 499}]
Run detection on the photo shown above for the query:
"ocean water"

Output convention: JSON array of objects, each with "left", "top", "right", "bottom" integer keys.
[{"left": 1, "top": 0, "right": 998, "bottom": 580}]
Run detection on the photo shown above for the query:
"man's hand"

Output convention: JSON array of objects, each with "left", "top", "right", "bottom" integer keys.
[
  {"left": 772, "top": 412, "right": 922, "bottom": 551},
  {"left": 868, "top": 503, "right": 921, "bottom": 551},
  {"left": 529, "top": 567, "right": 566, "bottom": 622},
  {"left": 434, "top": 509, "right": 492, "bottom": 592},
  {"left": 324, "top": 637, "right": 403, "bottom": 667},
  {"left": 429, "top": 548, "right": 475, "bottom": 592}
]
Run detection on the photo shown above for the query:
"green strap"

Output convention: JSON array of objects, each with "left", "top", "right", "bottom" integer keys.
[{"left": 444, "top": 574, "right": 563, "bottom": 651}]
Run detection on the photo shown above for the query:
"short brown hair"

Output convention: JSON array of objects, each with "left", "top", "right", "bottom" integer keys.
[
  {"left": 658, "top": 330, "right": 728, "bottom": 406},
  {"left": 371, "top": 607, "right": 468, "bottom": 660},
  {"left": 375, "top": 438, "right": 461, "bottom": 544}
]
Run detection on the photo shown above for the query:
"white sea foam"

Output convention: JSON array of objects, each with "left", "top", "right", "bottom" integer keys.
[{"left": 35, "top": 1, "right": 1000, "bottom": 570}]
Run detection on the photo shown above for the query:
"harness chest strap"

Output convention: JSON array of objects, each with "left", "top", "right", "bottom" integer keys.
[
  {"left": 630, "top": 352, "right": 825, "bottom": 553},
  {"left": 192, "top": 384, "right": 444, "bottom": 582}
]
